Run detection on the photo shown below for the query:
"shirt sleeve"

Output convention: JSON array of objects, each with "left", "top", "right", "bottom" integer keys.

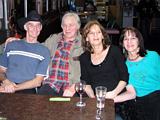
[
  {"left": 0, "top": 43, "right": 10, "bottom": 68},
  {"left": 152, "top": 51, "right": 160, "bottom": 79},
  {"left": 80, "top": 53, "right": 91, "bottom": 85},
  {"left": 36, "top": 47, "right": 51, "bottom": 77},
  {"left": 157, "top": 53, "right": 160, "bottom": 78},
  {"left": 112, "top": 46, "right": 129, "bottom": 83}
]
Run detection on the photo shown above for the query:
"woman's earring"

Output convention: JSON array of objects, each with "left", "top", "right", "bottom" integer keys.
[
  {"left": 86, "top": 38, "right": 88, "bottom": 41},
  {"left": 102, "top": 35, "right": 104, "bottom": 39},
  {"left": 123, "top": 48, "right": 126, "bottom": 54},
  {"left": 87, "top": 41, "right": 89, "bottom": 46}
]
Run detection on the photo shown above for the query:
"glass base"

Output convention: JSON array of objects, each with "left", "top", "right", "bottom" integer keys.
[
  {"left": 96, "top": 114, "right": 101, "bottom": 120},
  {"left": 76, "top": 102, "right": 86, "bottom": 107},
  {"left": 96, "top": 108, "right": 103, "bottom": 120}
]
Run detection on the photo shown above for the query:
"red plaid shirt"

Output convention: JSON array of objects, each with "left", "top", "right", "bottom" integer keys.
[{"left": 44, "top": 38, "right": 74, "bottom": 93}]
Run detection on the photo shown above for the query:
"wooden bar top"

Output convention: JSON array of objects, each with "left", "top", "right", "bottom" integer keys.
[{"left": 0, "top": 93, "right": 115, "bottom": 120}]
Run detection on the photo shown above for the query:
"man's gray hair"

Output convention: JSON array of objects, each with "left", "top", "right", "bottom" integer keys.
[{"left": 61, "top": 12, "right": 81, "bottom": 29}]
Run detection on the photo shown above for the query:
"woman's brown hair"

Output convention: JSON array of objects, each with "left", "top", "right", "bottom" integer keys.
[
  {"left": 119, "top": 26, "right": 147, "bottom": 57},
  {"left": 82, "top": 20, "right": 111, "bottom": 53}
]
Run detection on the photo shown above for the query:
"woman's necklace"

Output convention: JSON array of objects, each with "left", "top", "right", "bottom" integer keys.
[
  {"left": 91, "top": 48, "right": 108, "bottom": 65},
  {"left": 128, "top": 55, "right": 140, "bottom": 61}
]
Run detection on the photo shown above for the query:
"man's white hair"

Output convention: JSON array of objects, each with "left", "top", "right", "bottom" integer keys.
[{"left": 61, "top": 12, "right": 81, "bottom": 29}]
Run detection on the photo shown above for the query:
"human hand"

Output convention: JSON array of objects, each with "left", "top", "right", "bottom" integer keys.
[
  {"left": 0, "top": 86, "right": 5, "bottom": 92},
  {"left": 1, "top": 79, "right": 17, "bottom": 93},
  {"left": 105, "top": 91, "right": 117, "bottom": 99},
  {"left": 63, "top": 84, "right": 75, "bottom": 97},
  {"left": 5, "top": 37, "right": 20, "bottom": 46}
]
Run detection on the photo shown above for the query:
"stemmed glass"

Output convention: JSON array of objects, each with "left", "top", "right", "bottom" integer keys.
[
  {"left": 95, "top": 86, "right": 107, "bottom": 120},
  {"left": 75, "top": 80, "right": 86, "bottom": 107}
]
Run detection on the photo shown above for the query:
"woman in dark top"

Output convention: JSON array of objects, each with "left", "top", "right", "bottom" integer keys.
[
  {"left": 80, "top": 46, "right": 128, "bottom": 93},
  {"left": 80, "top": 20, "right": 129, "bottom": 99},
  {"left": 80, "top": 20, "right": 129, "bottom": 120}
]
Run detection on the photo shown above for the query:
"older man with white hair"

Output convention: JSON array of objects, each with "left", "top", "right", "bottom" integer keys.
[{"left": 38, "top": 12, "right": 83, "bottom": 97}]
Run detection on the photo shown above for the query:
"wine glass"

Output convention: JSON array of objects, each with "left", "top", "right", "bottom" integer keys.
[
  {"left": 75, "top": 80, "right": 86, "bottom": 107},
  {"left": 96, "top": 108, "right": 103, "bottom": 120}
]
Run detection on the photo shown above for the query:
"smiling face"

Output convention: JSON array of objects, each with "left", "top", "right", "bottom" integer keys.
[
  {"left": 25, "top": 21, "right": 42, "bottom": 42},
  {"left": 86, "top": 24, "right": 104, "bottom": 47},
  {"left": 123, "top": 30, "right": 140, "bottom": 54},
  {"left": 61, "top": 16, "right": 79, "bottom": 41}
]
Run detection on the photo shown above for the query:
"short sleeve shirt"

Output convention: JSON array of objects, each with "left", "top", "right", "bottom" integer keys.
[{"left": 0, "top": 40, "right": 50, "bottom": 83}]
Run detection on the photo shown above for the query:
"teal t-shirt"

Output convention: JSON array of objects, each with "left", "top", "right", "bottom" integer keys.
[{"left": 126, "top": 51, "right": 160, "bottom": 97}]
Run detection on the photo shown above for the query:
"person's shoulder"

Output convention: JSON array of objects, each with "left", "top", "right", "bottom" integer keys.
[
  {"left": 81, "top": 51, "right": 90, "bottom": 56},
  {"left": 42, "top": 32, "right": 62, "bottom": 49},
  {"left": 43, "top": 32, "right": 62, "bottom": 46},
  {"left": 36, "top": 43, "right": 50, "bottom": 55},
  {"left": 40, "top": 43, "right": 50, "bottom": 50},
  {"left": 80, "top": 51, "right": 90, "bottom": 60},
  {"left": 47, "top": 32, "right": 62, "bottom": 40},
  {"left": 145, "top": 50, "right": 160, "bottom": 64},
  {"left": 7, "top": 39, "right": 24, "bottom": 46},
  {"left": 38, "top": 43, "right": 49, "bottom": 49},
  {"left": 146, "top": 50, "right": 159, "bottom": 58}
]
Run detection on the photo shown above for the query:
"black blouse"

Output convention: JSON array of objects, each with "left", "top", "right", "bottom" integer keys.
[{"left": 80, "top": 45, "right": 129, "bottom": 92}]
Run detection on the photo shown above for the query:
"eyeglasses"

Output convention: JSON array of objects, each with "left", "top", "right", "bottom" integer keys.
[
  {"left": 88, "top": 31, "right": 102, "bottom": 36},
  {"left": 27, "top": 22, "right": 42, "bottom": 29}
]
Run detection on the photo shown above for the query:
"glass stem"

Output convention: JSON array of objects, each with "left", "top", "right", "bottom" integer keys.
[{"left": 80, "top": 94, "right": 83, "bottom": 104}]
